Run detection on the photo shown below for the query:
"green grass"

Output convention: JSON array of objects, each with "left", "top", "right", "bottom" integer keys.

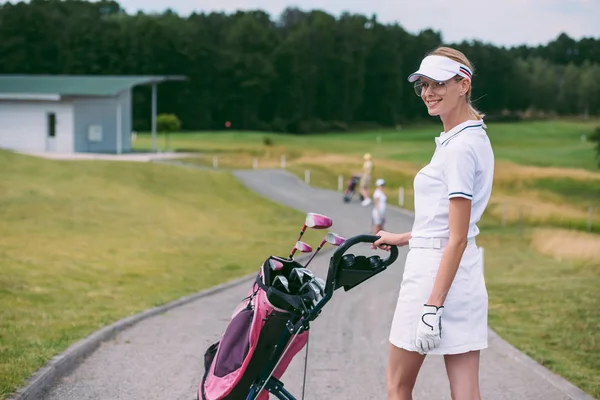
[
  {"left": 0, "top": 150, "right": 325, "bottom": 399},
  {"left": 480, "top": 227, "right": 599, "bottom": 398},
  {"left": 134, "top": 119, "right": 600, "bottom": 170},
  {"left": 532, "top": 178, "right": 600, "bottom": 206}
]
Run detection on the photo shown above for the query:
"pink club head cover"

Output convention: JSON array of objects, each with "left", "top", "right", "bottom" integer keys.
[
  {"left": 295, "top": 241, "right": 313, "bottom": 253},
  {"left": 325, "top": 232, "right": 346, "bottom": 246},
  {"left": 305, "top": 213, "right": 333, "bottom": 229},
  {"left": 268, "top": 259, "right": 284, "bottom": 271}
]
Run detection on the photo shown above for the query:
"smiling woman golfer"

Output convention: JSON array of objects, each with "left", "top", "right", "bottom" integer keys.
[{"left": 372, "top": 46, "right": 495, "bottom": 400}]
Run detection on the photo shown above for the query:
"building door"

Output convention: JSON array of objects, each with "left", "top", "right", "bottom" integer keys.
[{"left": 46, "top": 112, "right": 57, "bottom": 152}]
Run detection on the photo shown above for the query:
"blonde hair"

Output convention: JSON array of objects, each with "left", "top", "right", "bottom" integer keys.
[{"left": 428, "top": 46, "right": 486, "bottom": 122}]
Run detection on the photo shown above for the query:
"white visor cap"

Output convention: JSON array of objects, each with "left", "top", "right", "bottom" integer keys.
[{"left": 407, "top": 55, "right": 473, "bottom": 83}]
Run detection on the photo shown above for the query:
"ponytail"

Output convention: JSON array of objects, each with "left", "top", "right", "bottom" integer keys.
[{"left": 468, "top": 102, "right": 486, "bottom": 127}]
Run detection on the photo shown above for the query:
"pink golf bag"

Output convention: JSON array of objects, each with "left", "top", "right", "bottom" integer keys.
[
  {"left": 197, "top": 233, "right": 399, "bottom": 400},
  {"left": 199, "top": 256, "right": 310, "bottom": 400}
]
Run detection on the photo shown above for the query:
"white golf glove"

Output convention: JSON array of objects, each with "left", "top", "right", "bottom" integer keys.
[{"left": 415, "top": 304, "right": 444, "bottom": 355}]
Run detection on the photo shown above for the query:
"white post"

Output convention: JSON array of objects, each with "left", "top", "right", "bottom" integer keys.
[
  {"left": 116, "top": 100, "right": 122, "bottom": 154},
  {"left": 280, "top": 155, "right": 286, "bottom": 169},
  {"left": 253, "top": 158, "right": 258, "bottom": 169},
  {"left": 338, "top": 175, "right": 343, "bottom": 192},
  {"left": 213, "top": 156, "right": 218, "bottom": 168},
  {"left": 588, "top": 206, "right": 593, "bottom": 232},
  {"left": 305, "top": 170, "right": 310, "bottom": 185},
  {"left": 398, "top": 186, "right": 404, "bottom": 206}
]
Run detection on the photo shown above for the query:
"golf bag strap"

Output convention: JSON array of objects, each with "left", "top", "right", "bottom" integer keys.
[{"left": 255, "top": 274, "right": 305, "bottom": 312}]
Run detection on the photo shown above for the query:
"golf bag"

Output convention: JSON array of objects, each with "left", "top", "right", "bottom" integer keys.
[
  {"left": 198, "top": 233, "right": 399, "bottom": 400},
  {"left": 343, "top": 175, "right": 364, "bottom": 203},
  {"left": 199, "top": 256, "right": 310, "bottom": 400}
]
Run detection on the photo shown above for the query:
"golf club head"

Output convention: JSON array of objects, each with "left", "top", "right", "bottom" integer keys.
[
  {"left": 289, "top": 240, "right": 313, "bottom": 260},
  {"left": 313, "top": 277, "right": 326, "bottom": 296},
  {"left": 288, "top": 268, "right": 314, "bottom": 293},
  {"left": 295, "top": 241, "right": 313, "bottom": 253},
  {"left": 272, "top": 275, "right": 290, "bottom": 294},
  {"left": 325, "top": 232, "right": 346, "bottom": 246},
  {"left": 308, "top": 281, "right": 322, "bottom": 298},
  {"left": 305, "top": 213, "right": 333, "bottom": 229},
  {"left": 268, "top": 259, "right": 284, "bottom": 271},
  {"left": 304, "top": 281, "right": 322, "bottom": 307}
]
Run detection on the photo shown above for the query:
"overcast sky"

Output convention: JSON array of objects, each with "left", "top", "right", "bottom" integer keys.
[{"left": 107, "top": 0, "right": 600, "bottom": 47}]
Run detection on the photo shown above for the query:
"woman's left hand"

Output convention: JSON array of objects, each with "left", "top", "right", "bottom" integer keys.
[{"left": 415, "top": 304, "right": 444, "bottom": 354}]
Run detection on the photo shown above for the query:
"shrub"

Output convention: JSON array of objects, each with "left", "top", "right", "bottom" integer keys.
[
  {"left": 156, "top": 113, "right": 181, "bottom": 132},
  {"left": 156, "top": 114, "right": 181, "bottom": 151}
]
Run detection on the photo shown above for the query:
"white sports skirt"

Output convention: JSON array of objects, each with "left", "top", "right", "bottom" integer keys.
[{"left": 389, "top": 242, "right": 488, "bottom": 355}]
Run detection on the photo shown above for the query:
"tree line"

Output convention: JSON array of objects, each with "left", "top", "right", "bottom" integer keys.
[{"left": 0, "top": 0, "right": 599, "bottom": 133}]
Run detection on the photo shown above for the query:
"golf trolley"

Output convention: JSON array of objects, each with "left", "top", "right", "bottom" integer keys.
[
  {"left": 198, "top": 213, "right": 398, "bottom": 400},
  {"left": 343, "top": 174, "right": 365, "bottom": 203}
]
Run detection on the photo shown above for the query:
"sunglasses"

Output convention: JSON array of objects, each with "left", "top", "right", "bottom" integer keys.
[{"left": 413, "top": 76, "right": 464, "bottom": 97}]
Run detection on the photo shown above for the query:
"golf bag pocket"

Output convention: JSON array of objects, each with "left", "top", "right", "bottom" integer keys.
[{"left": 213, "top": 308, "right": 253, "bottom": 377}]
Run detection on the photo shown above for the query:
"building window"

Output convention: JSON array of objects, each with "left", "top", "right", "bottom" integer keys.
[{"left": 47, "top": 113, "right": 56, "bottom": 138}]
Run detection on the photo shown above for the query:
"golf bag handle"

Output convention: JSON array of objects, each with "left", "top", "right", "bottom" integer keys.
[
  {"left": 322, "top": 234, "right": 399, "bottom": 299},
  {"left": 331, "top": 234, "right": 398, "bottom": 269}
]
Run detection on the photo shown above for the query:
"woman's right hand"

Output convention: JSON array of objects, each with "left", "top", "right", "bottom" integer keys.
[{"left": 371, "top": 231, "right": 410, "bottom": 251}]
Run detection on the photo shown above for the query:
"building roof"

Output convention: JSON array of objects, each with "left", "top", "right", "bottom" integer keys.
[{"left": 0, "top": 75, "right": 186, "bottom": 99}]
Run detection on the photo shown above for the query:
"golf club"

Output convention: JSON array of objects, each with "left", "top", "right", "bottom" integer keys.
[
  {"left": 268, "top": 259, "right": 284, "bottom": 271},
  {"left": 289, "top": 241, "right": 313, "bottom": 260},
  {"left": 288, "top": 212, "right": 333, "bottom": 259},
  {"left": 272, "top": 275, "right": 291, "bottom": 294},
  {"left": 313, "top": 277, "right": 326, "bottom": 296},
  {"left": 303, "top": 232, "right": 346, "bottom": 268},
  {"left": 288, "top": 267, "right": 315, "bottom": 293}
]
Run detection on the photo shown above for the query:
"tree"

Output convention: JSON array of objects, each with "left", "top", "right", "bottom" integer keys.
[
  {"left": 156, "top": 113, "right": 181, "bottom": 150},
  {"left": 0, "top": 1, "right": 599, "bottom": 131},
  {"left": 579, "top": 62, "right": 600, "bottom": 118},
  {"left": 590, "top": 126, "right": 600, "bottom": 168}
]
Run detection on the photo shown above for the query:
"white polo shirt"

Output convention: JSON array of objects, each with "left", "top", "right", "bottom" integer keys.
[{"left": 411, "top": 119, "right": 494, "bottom": 239}]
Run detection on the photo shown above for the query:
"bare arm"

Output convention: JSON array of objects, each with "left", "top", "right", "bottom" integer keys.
[
  {"left": 427, "top": 197, "right": 471, "bottom": 307},
  {"left": 372, "top": 230, "right": 412, "bottom": 250}
]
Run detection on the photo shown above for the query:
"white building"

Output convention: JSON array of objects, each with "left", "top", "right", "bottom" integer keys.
[{"left": 0, "top": 75, "right": 185, "bottom": 154}]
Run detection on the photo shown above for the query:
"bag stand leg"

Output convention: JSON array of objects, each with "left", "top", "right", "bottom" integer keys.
[
  {"left": 264, "top": 376, "right": 295, "bottom": 400},
  {"left": 300, "top": 333, "right": 309, "bottom": 400}
]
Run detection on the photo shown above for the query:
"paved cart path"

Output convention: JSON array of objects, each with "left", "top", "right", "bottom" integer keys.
[{"left": 41, "top": 168, "right": 590, "bottom": 400}]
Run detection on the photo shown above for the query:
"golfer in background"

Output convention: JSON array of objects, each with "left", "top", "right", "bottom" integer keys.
[
  {"left": 360, "top": 153, "right": 373, "bottom": 206},
  {"left": 372, "top": 46, "right": 495, "bottom": 400},
  {"left": 371, "top": 178, "right": 387, "bottom": 233}
]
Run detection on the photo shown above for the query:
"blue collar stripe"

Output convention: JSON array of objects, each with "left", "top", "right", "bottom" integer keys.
[{"left": 440, "top": 123, "right": 483, "bottom": 146}]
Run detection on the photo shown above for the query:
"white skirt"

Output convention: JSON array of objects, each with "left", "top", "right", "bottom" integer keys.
[{"left": 389, "top": 243, "right": 488, "bottom": 355}]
